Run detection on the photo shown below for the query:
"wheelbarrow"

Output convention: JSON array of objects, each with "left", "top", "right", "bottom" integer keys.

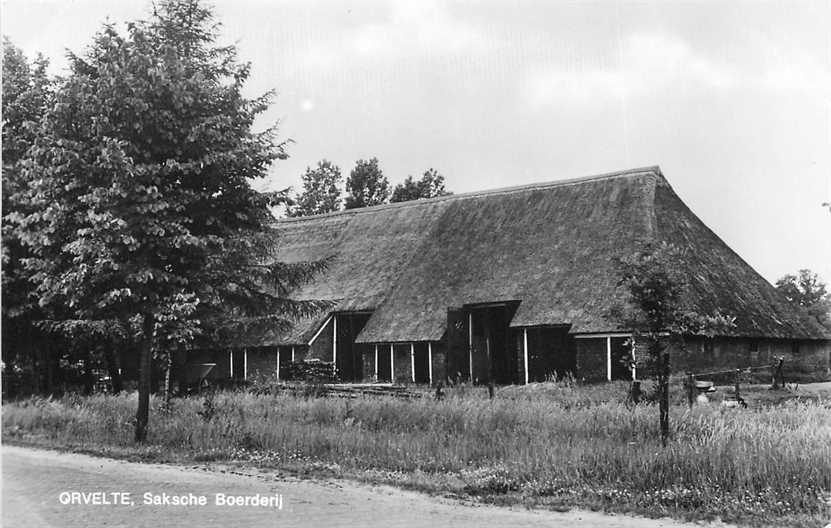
[{"left": 178, "top": 363, "right": 216, "bottom": 394}]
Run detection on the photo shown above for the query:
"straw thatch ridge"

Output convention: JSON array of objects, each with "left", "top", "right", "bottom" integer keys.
[
  {"left": 262, "top": 166, "right": 827, "bottom": 346},
  {"left": 277, "top": 165, "right": 662, "bottom": 224}
]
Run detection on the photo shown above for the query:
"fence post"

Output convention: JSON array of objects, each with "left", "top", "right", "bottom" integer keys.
[
  {"left": 734, "top": 368, "right": 741, "bottom": 402},
  {"left": 778, "top": 357, "right": 785, "bottom": 388},
  {"left": 685, "top": 372, "right": 695, "bottom": 408},
  {"left": 771, "top": 357, "right": 785, "bottom": 390}
]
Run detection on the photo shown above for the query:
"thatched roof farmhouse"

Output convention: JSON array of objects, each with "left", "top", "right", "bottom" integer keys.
[{"left": 194, "top": 167, "right": 830, "bottom": 385}]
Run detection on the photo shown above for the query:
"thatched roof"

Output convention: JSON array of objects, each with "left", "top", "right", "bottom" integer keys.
[{"left": 266, "top": 166, "right": 828, "bottom": 345}]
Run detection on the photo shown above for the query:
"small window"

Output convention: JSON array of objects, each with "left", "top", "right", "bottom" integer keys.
[
  {"left": 791, "top": 341, "right": 800, "bottom": 355},
  {"left": 748, "top": 340, "right": 759, "bottom": 353}
]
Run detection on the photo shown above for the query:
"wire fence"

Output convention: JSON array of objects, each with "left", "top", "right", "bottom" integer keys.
[{"left": 683, "top": 357, "right": 786, "bottom": 407}]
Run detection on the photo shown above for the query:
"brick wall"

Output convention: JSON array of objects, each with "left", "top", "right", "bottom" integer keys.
[
  {"left": 245, "top": 347, "right": 280, "bottom": 382},
  {"left": 575, "top": 338, "right": 607, "bottom": 382},
  {"left": 291, "top": 346, "right": 308, "bottom": 363},
  {"left": 361, "top": 347, "right": 376, "bottom": 382},
  {"left": 431, "top": 342, "right": 446, "bottom": 386},
  {"left": 393, "top": 344, "right": 411, "bottom": 383},
  {"left": 669, "top": 338, "right": 829, "bottom": 383},
  {"left": 573, "top": 336, "right": 830, "bottom": 383},
  {"left": 359, "top": 342, "right": 445, "bottom": 385}
]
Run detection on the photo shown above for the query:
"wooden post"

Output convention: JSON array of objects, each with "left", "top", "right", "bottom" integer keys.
[
  {"left": 332, "top": 315, "right": 337, "bottom": 373},
  {"left": 163, "top": 352, "right": 172, "bottom": 405},
  {"left": 485, "top": 335, "right": 492, "bottom": 385},
  {"left": 229, "top": 350, "right": 234, "bottom": 379},
  {"left": 390, "top": 343, "right": 394, "bottom": 382},
  {"left": 606, "top": 337, "right": 612, "bottom": 381},
  {"left": 772, "top": 357, "right": 784, "bottom": 389},
  {"left": 486, "top": 333, "right": 494, "bottom": 397},
  {"left": 734, "top": 368, "right": 741, "bottom": 401},
  {"left": 523, "top": 329, "right": 529, "bottom": 385},
  {"left": 291, "top": 346, "right": 296, "bottom": 363},
  {"left": 276, "top": 348, "right": 280, "bottom": 381},
  {"left": 243, "top": 348, "right": 248, "bottom": 380},
  {"left": 410, "top": 343, "right": 415, "bottom": 383},
  {"left": 427, "top": 342, "right": 433, "bottom": 385},
  {"left": 468, "top": 312, "right": 473, "bottom": 383},
  {"left": 374, "top": 344, "right": 379, "bottom": 382},
  {"left": 685, "top": 372, "right": 694, "bottom": 408}
]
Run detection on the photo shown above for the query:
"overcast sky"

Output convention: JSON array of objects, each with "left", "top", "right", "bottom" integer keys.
[{"left": 3, "top": 0, "right": 830, "bottom": 284}]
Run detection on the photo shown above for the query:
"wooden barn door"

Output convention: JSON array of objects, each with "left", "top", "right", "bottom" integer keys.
[
  {"left": 335, "top": 313, "right": 371, "bottom": 382},
  {"left": 446, "top": 308, "right": 469, "bottom": 383}
]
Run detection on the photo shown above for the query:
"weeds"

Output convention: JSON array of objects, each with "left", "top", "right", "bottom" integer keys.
[
  {"left": 197, "top": 391, "right": 216, "bottom": 422},
  {"left": 3, "top": 384, "right": 829, "bottom": 527}
]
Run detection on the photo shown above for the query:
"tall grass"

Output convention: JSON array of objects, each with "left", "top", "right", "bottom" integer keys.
[{"left": 4, "top": 385, "right": 830, "bottom": 525}]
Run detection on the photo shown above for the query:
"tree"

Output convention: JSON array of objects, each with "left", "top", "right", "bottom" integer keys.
[
  {"left": 2, "top": 38, "right": 57, "bottom": 395},
  {"left": 289, "top": 159, "right": 343, "bottom": 217},
  {"left": 615, "top": 242, "right": 734, "bottom": 446},
  {"left": 390, "top": 168, "right": 451, "bottom": 203},
  {"left": 775, "top": 269, "right": 831, "bottom": 330},
  {"left": 11, "top": 0, "right": 326, "bottom": 441},
  {"left": 2, "top": 38, "right": 52, "bottom": 165},
  {"left": 344, "top": 157, "right": 389, "bottom": 209}
]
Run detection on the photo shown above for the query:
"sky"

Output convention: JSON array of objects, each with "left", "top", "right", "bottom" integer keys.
[{"left": 3, "top": 0, "right": 830, "bottom": 285}]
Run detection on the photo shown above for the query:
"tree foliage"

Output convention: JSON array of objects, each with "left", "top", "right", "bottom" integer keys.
[
  {"left": 2, "top": 38, "right": 52, "bottom": 166},
  {"left": 615, "top": 242, "right": 735, "bottom": 446},
  {"left": 390, "top": 168, "right": 450, "bottom": 203},
  {"left": 2, "top": 38, "right": 53, "bottom": 318},
  {"left": 2, "top": 39, "right": 59, "bottom": 393},
  {"left": 775, "top": 269, "right": 831, "bottom": 330},
  {"left": 344, "top": 157, "right": 389, "bottom": 209},
  {"left": 289, "top": 159, "right": 343, "bottom": 217},
  {"left": 8, "top": 0, "right": 327, "bottom": 439}
]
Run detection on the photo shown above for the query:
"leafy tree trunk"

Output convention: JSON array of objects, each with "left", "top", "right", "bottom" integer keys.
[
  {"left": 618, "top": 243, "right": 734, "bottom": 449},
  {"left": 134, "top": 314, "right": 154, "bottom": 443},
  {"left": 9, "top": 3, "right": 330, "bottom": 423},
  {"left": 163, "top": 351, "right": 173, "bottom": 405}
]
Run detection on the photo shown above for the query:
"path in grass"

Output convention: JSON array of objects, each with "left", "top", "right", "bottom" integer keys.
[{"left": 2, "top": 445, "right": 730, "bottom": 528}]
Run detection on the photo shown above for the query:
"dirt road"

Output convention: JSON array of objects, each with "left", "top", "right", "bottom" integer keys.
[{"left": 2, "top": 445, "right": 728, "bottom": 528}]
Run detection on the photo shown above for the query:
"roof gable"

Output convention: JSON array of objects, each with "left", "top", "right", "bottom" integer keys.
[{"left": 652, "top": 178, "right": 827, "bottom": 339}]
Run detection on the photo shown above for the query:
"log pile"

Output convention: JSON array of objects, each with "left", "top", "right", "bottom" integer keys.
[
  {"left": 250, "top": 381, "right": 422, "bottom": 399},
  {"left": 282, "top": 359, "right": 337, "bottom": 384}
]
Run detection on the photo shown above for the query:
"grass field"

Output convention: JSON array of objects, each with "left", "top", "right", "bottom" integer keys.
[{"left": 3, "top": 380, "right": 830, "bottom": 527}]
